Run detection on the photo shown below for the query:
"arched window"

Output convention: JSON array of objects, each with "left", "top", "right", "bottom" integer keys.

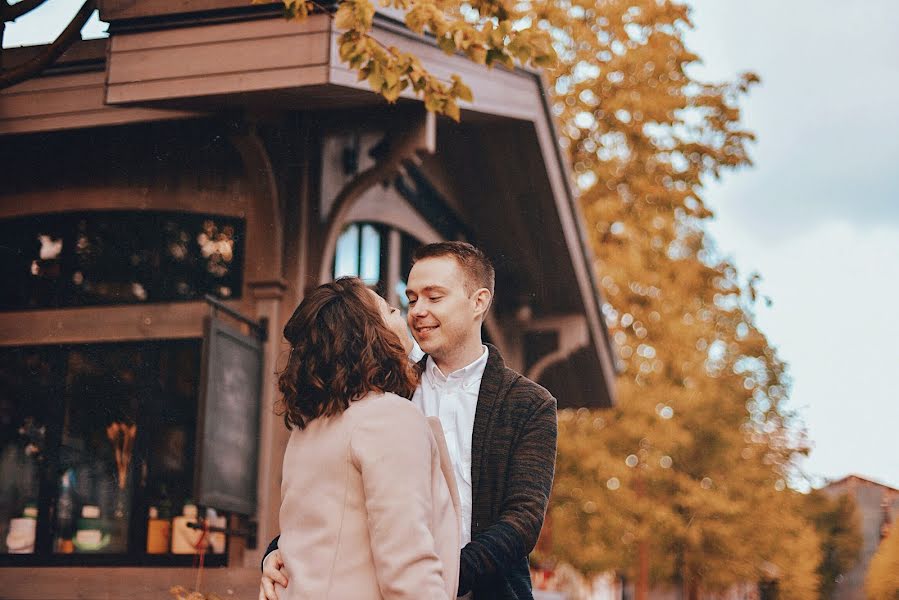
[{"left": 332, "top": 222, "right": 422, "bottom": 311}]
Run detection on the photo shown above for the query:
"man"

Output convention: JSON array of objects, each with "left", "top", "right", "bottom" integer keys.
[{"left": 260, "top": 241, "right": 557, "bottom": 600}]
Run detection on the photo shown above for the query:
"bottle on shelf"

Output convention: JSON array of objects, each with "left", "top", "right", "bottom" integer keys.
[
  {"left": 206, "top": 508, "right": 227, "bottom": 554},
  {"left": 5, "top": 503, "right": 38, "bottom": 554},
  {"left": 171, "top": 502, "right": 204, "bottom": 554},
  {"left": 73, "top": 505, "right": 109, "bottom": 552},
  {"left": 55, "top": 469, "right": 76, "bottom": 553},
  {"left": 146, "top": 506, "right": 172, "bottom": 554}
]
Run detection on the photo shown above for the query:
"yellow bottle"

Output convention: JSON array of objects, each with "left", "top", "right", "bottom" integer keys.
[{"left": 146, "top": 507, "right": 171, "bottom": 554}]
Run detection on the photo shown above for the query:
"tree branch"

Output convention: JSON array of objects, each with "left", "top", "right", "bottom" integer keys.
[
  {"left": 0, "top": 0, "right": 95, "bottom": 91},
  {"left": 4, "top": 0, "right": 50, "bottom": 22}
]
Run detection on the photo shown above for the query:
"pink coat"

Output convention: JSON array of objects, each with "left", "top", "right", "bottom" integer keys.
[{"left": 278, "top": 391, "right": 461, "bottom": 600}]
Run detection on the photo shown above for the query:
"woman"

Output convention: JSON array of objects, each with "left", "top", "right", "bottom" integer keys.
[{"left": 269, "top": 277, "right": 459, "bottom": 600}]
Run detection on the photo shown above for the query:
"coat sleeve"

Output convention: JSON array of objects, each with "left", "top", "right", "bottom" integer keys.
[
  {"left": 260, "top": 535, "right": 280, "bottom": 570},
  {"left": 350, "top": 398, "right": 449, "bottom": 600},
  {"left": 458, "top": 394, "right": 557, "bottom": 595}
]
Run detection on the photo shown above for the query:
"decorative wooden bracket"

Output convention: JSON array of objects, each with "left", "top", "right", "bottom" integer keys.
[{"left": 524, "top": 314, "right": 590, "bottom": 382}]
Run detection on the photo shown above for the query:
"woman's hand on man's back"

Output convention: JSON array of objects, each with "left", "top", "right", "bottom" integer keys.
[{"left": 259, "top": 549, "right": 288, "bottom": 600}]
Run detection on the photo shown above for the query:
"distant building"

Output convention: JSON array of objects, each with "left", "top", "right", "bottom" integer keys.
[{"left": 821, "top": 475, "right": 899, "bottom": 600}]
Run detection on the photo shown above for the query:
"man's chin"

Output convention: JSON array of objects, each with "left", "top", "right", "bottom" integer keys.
[{"left": 415, "top": 339, "right": 441, "bottom": 356}]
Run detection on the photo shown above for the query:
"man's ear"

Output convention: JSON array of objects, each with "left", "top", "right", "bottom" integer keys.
[{"left": 473, "top": 288, "right": 492, "bottom": 320}]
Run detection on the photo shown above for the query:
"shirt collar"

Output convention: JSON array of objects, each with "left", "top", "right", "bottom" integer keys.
[{"left": 425, "top": 345, "right": 489, "bottom": 389}]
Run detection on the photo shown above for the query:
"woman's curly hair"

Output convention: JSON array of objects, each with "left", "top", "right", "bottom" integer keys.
[{"left": 277, "top": 277, "right": 418, "bottom": 430}]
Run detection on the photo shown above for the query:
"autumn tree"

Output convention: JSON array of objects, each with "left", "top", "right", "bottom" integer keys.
[
  {"left": 528, "top": 0, "right": 820, "bottom": 598},
  {"left": 866, "top": 523, "right": 899, "bottom": 600},
  {"left": 803, "top": 491, "right": 863, "bottom": 599}
]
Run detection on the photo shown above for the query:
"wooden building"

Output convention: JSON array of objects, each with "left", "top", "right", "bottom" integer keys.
[
  {"left": 822, "top": 475, "right": 899, "bottom": 600},
  {"left": 0, "top": 2, "right": 616, "bottom": 597}
]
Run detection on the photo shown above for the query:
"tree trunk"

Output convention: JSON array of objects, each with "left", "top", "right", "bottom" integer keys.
[
  {"left": 637, "top": 538, "right": 649, "bottom": 600},
  {"left": 681, "top": 570, "right": 700, "bottom": 600},
  {"left": 635, "top": 475, "right": 649, "bottom": 600}
]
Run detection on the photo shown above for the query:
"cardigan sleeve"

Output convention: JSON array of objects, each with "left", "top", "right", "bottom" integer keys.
[
  {"left": 457, "top": 393, "right": 557, "bottom": 595},
  {"left": 350, "top": 397, "right": 449, "bottom": 600},
  {"left": 261, "top": 535, "right": 280, "bottom": 570}
]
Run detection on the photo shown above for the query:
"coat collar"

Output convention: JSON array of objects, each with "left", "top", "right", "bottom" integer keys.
[{"left": 415, "top": 343, "right": 513, "bottom": 400}]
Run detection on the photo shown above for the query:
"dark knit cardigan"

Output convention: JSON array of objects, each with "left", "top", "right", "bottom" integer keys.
[{"left": 265, "top": 344, "right": 558, "bottom": 600}]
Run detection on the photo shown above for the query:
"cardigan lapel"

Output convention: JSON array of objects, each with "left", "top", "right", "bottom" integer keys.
[{"left": 470, "top": 344, "right": 517, "bottom": 509}]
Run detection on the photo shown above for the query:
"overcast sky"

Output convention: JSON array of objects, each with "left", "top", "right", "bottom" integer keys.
[
  {"left": 5, "top": 0, "right": 898, "bottom": 489},
  {"left": 685, "top": 0, "right": 899, "bottom": 489}
]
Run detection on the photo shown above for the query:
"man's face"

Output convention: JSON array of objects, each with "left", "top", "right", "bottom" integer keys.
[{"left": 405, "top": 256, "right": 481, "bottom": 360}]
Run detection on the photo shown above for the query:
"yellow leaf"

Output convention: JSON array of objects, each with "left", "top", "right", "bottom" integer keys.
[
  {"left": 405, "top": 9, "right": 425, "bottom": 34},
  {"left": 424, "top": 93, "right": 443, "bottom": 112},
  {"left": 437, "top": 35, "right": 456, "bottom": 55},
  {"left": 467, "top": 46, "right": 488, "bottom": 65},
  {"left": 383, "top": 67, "right": 399, "bottom": 88},
  {"left": 367, "top": 68, "right": 385, "bottom": 92},
  {"left": 383, "top": 84, "right": 402, "bottom": 102},
  {"left": 444, "top": 99, "right": 461, "bottom": 122},
  {"left": 453, "top": 79, "right": 473, "bottom": 103},
  {"left": 334, "top": 3, "right": 355, "bottom": 29}
]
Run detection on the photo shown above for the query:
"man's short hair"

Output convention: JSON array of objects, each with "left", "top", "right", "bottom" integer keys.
[{"left": 412, "top": 241, "right": 495, "bottom": 298}]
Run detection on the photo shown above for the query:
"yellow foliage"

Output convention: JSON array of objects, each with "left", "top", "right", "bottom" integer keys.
[
  {"left": 867, "top": 526, "right": 899, "bottom": 600},
  {"left": 533, "top": 0, "right": 816, "bottom": 594}
]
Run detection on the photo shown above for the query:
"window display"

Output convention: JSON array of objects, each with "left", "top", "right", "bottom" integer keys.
[
  {"left": 0, "top": 211, "right": 245, "bottom": 311},
  {"left": 0, "top": 340, "right": 227, "bottom": 565}
]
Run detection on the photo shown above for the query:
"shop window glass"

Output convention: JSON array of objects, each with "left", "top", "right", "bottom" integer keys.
[
  {"left": 0, "top": 349, "right": 53, "bottom": 555},
  {"left": 0, "top": 340, "right": 226, "bottom": 565},
  {"left": 0, "top": 211, "right": 244, "bottom": 311}
]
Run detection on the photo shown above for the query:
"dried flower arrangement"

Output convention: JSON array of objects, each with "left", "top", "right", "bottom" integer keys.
[{"left": 105, "top": 421, "right": 137, "bottom": 490}]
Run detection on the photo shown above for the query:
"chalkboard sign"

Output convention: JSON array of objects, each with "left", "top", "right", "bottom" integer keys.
[{"left": 195, "top": 316, "right": 264, "bottom": 515}]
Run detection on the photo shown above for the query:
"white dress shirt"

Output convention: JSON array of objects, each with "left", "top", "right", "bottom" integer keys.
[{"left": 411, "top": 345, "right": 488, "bottom": 557}]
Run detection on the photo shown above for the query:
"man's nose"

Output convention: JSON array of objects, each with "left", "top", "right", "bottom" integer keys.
[{"left": 409, "top": 302, "right": 427, "bottom": 318}]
